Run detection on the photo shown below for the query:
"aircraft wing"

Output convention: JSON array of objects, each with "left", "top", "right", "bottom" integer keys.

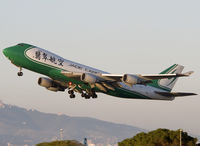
[
  {"left": 61, "top": 71, "right": 193, "bottom": 83},
  {"left": 101, "top": 71, "right": 194, "bottom": 81},
  {"left": 61, "top": 70, "right": 194, "bottom": 92}
]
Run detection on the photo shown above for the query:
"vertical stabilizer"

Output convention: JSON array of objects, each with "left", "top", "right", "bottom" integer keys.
[{"left": 150, "top": 64, "right": 184, "bottom": 92}]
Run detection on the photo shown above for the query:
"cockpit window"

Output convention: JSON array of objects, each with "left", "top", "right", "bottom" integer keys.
[{"left": 17, "top": 43, "right": 24, "bottom": 46}]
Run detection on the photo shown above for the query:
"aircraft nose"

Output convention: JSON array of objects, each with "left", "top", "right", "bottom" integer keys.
[
  {"left": 3, "top": 48, "right": 8, "bottom": 57},
  {"left": 3, "top": 47, "right": 13, "bottom": 58}
]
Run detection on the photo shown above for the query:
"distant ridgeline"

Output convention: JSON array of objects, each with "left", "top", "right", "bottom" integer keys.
[
  {"left": 0, "top": 100, "right": 144, "bottom": 145},
  {"left": 118, "top": 128, "right": 198, "bottom": 146},
  {"left": 1, "top": 100, "right": 198, "bottom": 146}
]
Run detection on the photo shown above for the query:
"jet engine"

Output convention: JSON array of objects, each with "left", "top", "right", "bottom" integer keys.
[
  {"left": 122, "top": 74, "right": 142, "bottom": 85},
  {"left": 47, "top": 87, "right": 60, "bottom": 92},
  {"left": 38, "top": 77, "right": 53, "bottom": 88},
  {"left": 38, "top": 77, "right": 65, "bottom": 92},
  {"left": 81, "top": 73, "right": 98, "bottom": 84}
]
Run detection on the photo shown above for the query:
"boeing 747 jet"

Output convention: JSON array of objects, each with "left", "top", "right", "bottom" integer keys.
[{"left": 3, "top": 43, "right": 197, "bottom": 100}]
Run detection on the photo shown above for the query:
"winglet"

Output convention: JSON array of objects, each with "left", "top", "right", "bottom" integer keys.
[{"left": 182, "top": 71, "right": 194, "bottom": 76}]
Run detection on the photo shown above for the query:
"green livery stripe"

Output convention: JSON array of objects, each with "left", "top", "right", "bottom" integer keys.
[
  {"left": 5, "top": 43, "right": 161, "bottom": 100},
  {"left": 118, "top": 87, "right": 151, "bottom": 99},
  {"left": 166, "top": 70, "right": 177, "bottom": 86},
  {"left": 160, "top": 64, "right": 177, "bottom": 74},
  {"left": 148, "top": 64, "right": 178, "bottom": 92}
]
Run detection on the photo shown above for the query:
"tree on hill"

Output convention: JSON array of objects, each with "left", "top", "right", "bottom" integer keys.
[
  {"left": 118, "top": 128, "right": 197, "bottom": 146},
  {"left": 36, "top": 140, "right": 84, "bottom": 146}
]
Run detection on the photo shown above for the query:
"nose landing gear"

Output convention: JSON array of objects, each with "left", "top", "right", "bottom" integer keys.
[{"left": 17, "top": 67, "right": 23, "bottom": 76}]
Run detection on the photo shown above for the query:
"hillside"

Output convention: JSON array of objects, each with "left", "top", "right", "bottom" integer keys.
[
  {"left": 0, "top": 100, "right": 144, "bottom": 145},
  {"left": 36, "top": 140, "right": 84, "bottom": 146}
]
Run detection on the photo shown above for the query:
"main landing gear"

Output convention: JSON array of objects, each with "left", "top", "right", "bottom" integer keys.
[
  {"left": 81, "top": 90, "right": 97, "bottom": 99},
  {"left": 67, "top": 82, "right": 98, "bottom": 99},
  {"left": 68, "top": 90, "right": 75, "bottom": 98},
  {"left": 67, "top": 90, "right": 98, "bottom": 99},
  {"left": 17, "top": 67, "right": 23, "bottom": 76}
]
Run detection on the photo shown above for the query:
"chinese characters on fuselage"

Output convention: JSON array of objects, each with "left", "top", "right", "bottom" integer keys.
[
  {"left": 34, "top": 50, "right": 99, "bottom": 74},
  {"left": 34, "top": 50, "right": 64, "bottom": 66}
]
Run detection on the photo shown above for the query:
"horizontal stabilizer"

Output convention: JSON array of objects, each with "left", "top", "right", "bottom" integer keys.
[{"left": 155, "top": 91, "right": 197, "bottom": 97}]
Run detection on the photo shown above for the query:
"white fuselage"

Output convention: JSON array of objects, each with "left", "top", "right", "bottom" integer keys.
[{"left": 25, "top": 47, "right": 174, "bottom": 100}]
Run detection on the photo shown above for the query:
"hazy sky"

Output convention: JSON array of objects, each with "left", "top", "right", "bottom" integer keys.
[{"left": 0, "top": 0, "right": 200, "bottom": 136}]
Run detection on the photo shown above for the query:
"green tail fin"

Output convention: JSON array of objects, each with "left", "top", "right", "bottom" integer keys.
[{"left": 149, "top": 64, "right": 184, "bottom": 92}]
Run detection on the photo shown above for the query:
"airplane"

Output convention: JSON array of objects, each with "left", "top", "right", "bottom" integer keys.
[{"left": 3, "top": 43, "right": 197, "bottom": 100}]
